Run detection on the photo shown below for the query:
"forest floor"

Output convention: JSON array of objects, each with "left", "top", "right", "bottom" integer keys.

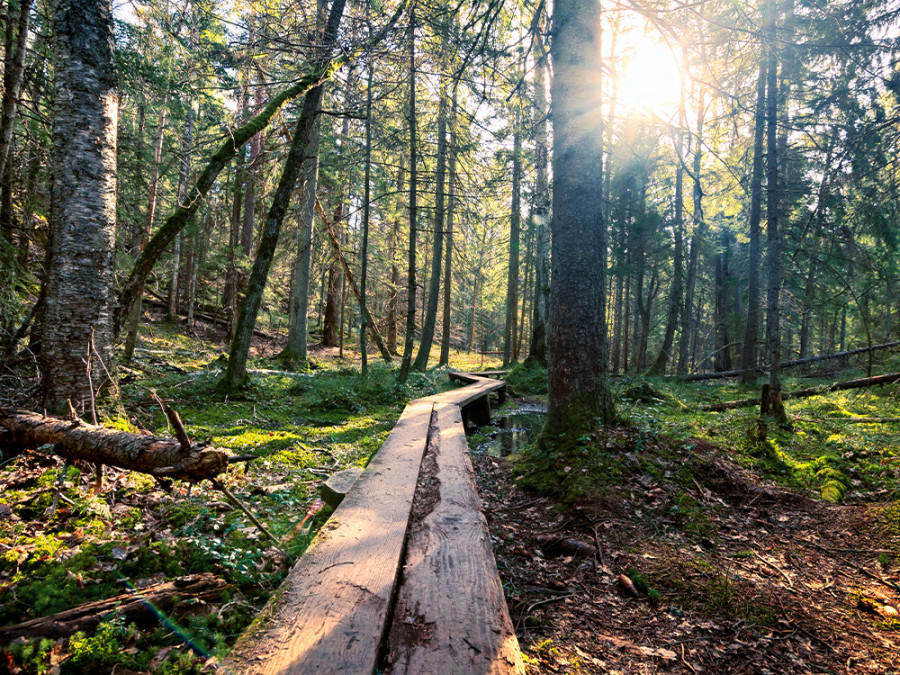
[
  {"left": 1, "top": 316, "right": 899, "bottom": 673},
  {"left": 474, "top": 431, "right": 900, "bottom": 674}
]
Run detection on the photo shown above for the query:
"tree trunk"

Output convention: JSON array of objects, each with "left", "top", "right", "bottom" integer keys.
[
  {"left": 39, "top": 0, "right": 118, "bottom": 415},
  {"left": 167, "top": 103, "right": 195, "bottom": 321},
  {"left": 322, "top": 203, "right": 343, "bottom": 347},
  {"left": 439, "top": 84, "right": 458, "bottom": 367},
  {"left": 714, "top": 229, "right": 732, "bottom": 371},
  {"left": 677, "top": 85, "right": 706, "bottom": 375},
  {"left": 397, "top": 7, "right": 417, "bottom": 384},
  {"left": 762, "top": 0, "right": 788, "bottom": 425},
  {"left": 650, "top": 46, "right": 687, "bottom": 376},
  {"left": 360, "top": 57, "right": 374, "bottom": 376},
  {"left": 0, "top": 0, "right": 30, "bottom": 241},
  {"left": 282, "top": 107, "right": 321, "bottom": 365},
  {"left": 0, "top": 574, "right": 230, "bottom": 642},
  {"left": 740, "top": 61, "right": 767, "bottom": 385},
  {"left": 527, "top": 27, "right": 550, "bottom": 367},
  {"left": 221, "top": 0, "right": 347, "bottom": 390},
  {"left": 502, "top": 126, "right": 521, "bottom": 367},
  {"left": 414, "top": 27, "right": 449, "bottom": 372},
  {"left": 545, "top": 0, "right": 614, "bottom": 440},
  {"left": 124, "top": 109, "right": 166, "bottom": 362}
]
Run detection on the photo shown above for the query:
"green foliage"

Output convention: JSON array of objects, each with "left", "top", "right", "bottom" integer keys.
[{"left": 506, "top": 360, "right": 548, "bottom": 395}]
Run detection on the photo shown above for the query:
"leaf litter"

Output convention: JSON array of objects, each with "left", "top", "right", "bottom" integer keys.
[{"left": 473, "top": 425, "right": 900, "bottom": 674}]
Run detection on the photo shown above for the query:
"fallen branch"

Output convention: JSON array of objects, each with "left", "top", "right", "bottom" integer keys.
[
  {"left": 0, "top": 409, "right": 230, "bottom": 482},
  {"left": 699, "top": 372, "right": 900, "bottom": 412},
  {"left": 0, "top": 573, "right": 230, "bottom": 642},
  {"left": 683, "top": 342, "right": 900, "bottom": 381}
]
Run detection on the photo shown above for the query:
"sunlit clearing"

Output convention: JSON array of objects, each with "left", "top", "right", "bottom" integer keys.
[{"left": 618, "top": 40, "right": 682, "bottom": 114}]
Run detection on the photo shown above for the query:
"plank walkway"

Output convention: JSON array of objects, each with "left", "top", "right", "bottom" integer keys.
[{"left": 223, "top": 374, "right": 523, "bottom": 674}]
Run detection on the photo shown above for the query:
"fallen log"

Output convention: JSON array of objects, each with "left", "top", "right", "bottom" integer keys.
[
  {"left": 682, "top": 342, "right": 900, "bottom": 381},
  {"left": 0, "top": 573, "right": 230, "bottom": 642},
  {"left": 699, "top": 372, "right": 900, "bottom": 411},
  {"left": 0, "top": 409, "right": 230, "bottom": 482}
]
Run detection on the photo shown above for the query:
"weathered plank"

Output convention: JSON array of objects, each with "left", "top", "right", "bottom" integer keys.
[
  {"left": 223, "top": 398, "right": 434, "bottom": 674},
  {"left": 385, "top": 403, "right": 525, "bottom": 674},
  {"left": 449, "top": 369, "right": 509, "bottom": 381}
]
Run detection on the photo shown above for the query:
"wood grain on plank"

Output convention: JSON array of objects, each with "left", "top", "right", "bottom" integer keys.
[
  {"left": 386, "top": 403, "right": 525, "bottom": 674},
  {"left": 223, "top": 398, "right": 434, "bottom": 674}
]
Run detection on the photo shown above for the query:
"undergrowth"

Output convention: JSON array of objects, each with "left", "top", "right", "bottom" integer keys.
[{"left": 0, "top": 322, "right": 470, "bottom": 674}]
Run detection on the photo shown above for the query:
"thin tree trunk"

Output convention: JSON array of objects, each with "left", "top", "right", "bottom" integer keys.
[
  {"left": 414, "top": 23, "right": 449, "bottom": 372},
  {"left": 439, "top": 85, "right": 458, "bottom": 366},
  {"left": 677, "top": 85, "right": 706, "bottom": 375},
  {"left": 0, "top": 0, "right": 30, "bottom": 242},
  {"left": 714, "top": 229, "right": 732, "bottom": 371},
  {"left": 360, "top": 57, "right": 374, "bottom": 376},
  {"left": 502, "top": 126, "right": 521, "bottom": 367},
  {"left": 650, "top": 46, "right": 687, "bottom": 376},
  {"left": 527, "top": 27, "right": 550, "bottom": 367},
  {"left": 740, "top": 61, "right": 767, "bottom": 385},
  {"left": 168, "top": 104, "right": 195, "bottom": 321},
  {"left": 762, "top": 0, "right": 788, "bottom": 424},
  {"left": 397, "top": 7, "right": 417, "bottom": 384},
  {"left": 124, "top": 109, "right": 166, "bottom": 361},
  {"left": 221, "top": 0, "right": 347, "bottom": 390}
]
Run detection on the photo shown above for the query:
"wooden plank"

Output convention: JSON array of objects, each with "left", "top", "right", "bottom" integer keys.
[
  {"left": 385, "top": 403, "right": 525, "bottom": 674},
  {"left": 438, "top": 377, "right": 505, "bottom": 409},
  {"left": 449, "top": 370, "right": 509, "bottom": 381},
  {"left": 223, "top": 398, "right": 434, "bottom": 675}
]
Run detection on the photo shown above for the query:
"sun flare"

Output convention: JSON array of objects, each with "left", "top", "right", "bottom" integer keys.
[{"left": 618, "top": 39, "right": 683, "bottom": 115}]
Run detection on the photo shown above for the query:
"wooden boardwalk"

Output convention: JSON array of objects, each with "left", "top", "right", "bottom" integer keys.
[{"left": 223, "top": 374, "right": 523, "bottom": 674}]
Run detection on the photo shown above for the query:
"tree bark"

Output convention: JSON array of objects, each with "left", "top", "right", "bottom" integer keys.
[
  {"left": 0, "top": 409, "right": 231, "bottom": 481},
  {"left": 740, "top": 62, "right": 767, "bottom": 385},
  {"left": 439, "top": 83, "right": 459, "bottom": 367},
  {"left": 502, "top": 125, "right": 521, "bottom": 367},
  {"left": 397, "top": 6, "right": 418, "bottom": 384},
  {"left": 39, "top": 0, "right": 118, "bottom": 415},
  {"left": 545, "top": 0, "right": 614, "bottom": 439},
  {"left": 0, "top": 0, "right": 30, "bottom": 238},
  {"left": 526, "top": 27, "right": 550, "bottom": 367},
  {"left": 414, "top": 28, "right": 450, "bottom": 372},
  {"left": 763, "top": 0, "right": 788, "bottom": 424}
]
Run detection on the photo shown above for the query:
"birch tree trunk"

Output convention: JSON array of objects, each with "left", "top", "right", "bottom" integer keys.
[{"left": 39, "top": 0, "right": 118, "bottom": 415}]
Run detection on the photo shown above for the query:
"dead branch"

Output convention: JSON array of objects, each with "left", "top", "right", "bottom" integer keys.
[
  {"left": 683, "top": 342, "right": 900, "bottom": 381},
  {"left": 0, "top": 573, "right": 230, "bottom": 642}
]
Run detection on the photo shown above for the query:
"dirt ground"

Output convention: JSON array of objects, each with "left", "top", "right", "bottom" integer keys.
[{"left": 473, "top": 433, "right": 900, "bottom": 674}]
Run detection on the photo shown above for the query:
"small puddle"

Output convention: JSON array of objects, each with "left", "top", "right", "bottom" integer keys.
[{"left": 471, "top": 404, "right": 546, "bottom": 457}]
